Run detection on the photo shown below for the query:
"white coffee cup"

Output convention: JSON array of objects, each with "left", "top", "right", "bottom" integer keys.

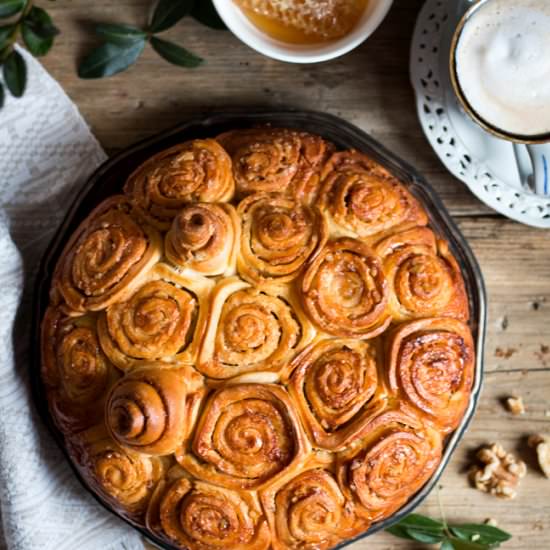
[
  {"left": 212, "top": 0, "right": 393, "bottom": 64},
  {"left": 450, "top": 0, "right": 550, "bottom": 195}
]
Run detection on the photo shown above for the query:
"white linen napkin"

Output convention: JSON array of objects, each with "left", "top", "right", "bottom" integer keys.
[{"left": 0, "top": 48, "right": 145, "bottom": 550}]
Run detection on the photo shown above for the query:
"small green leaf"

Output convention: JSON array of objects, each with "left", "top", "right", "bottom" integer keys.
[
  {"left": 387, "top": 513, "right": 513, "bottom": 549},
  {"left": 387, "top": 514, "right": 448, "bottom": 544},
  {"left": 390, "top": 513, "right": 447, "bottom": 533},
  {"left": 149, "top": 0, "right": 194, "bottom": 33},
  {"left": 0, "top": 83, "right": 5, "bottom": 109},
  {"left": 0, "top": 0, "right": 24, "bottom": 18},
  {"left": 21, "top": 7, "right": 60, "bottom": 57},
  {"left": 191, "top": 0, "right": 226, "bottom": 30},
  {"left": 22, "top": 21, "right": 53, "bottom": 56},
  {"left": 404, "top": 528, "right": 446, "bottom": 544},
  {"left": 0, "top": 44, "right": 11, "bottom": 62},
  {"left": 21, "top": 7, "right": 59, "bottom": 56},
  {"left": 450, "top": 525, "right": 512, "bottom": 546},
  {"left": 385, "top": 525, "right": 417, "bottom": 541},
  {"left": 95, "top": 23, "right": 147, "bottom": 45},
  {"left": 449, "top": 538, "right": 490, "bottom": 550},
  {"left": 386, "top": 525, "right": 446, "bottom": 544},
  {"left": 150, "top": 36, "right": 202, "bottom": 68},
  {"left": 23, "top": 7, "right": 59, "bottom": 39},
  {"left": 78, "top": 40, "right": 145, "bottom": 79},
  {"left": 3, "top": 49, "right": 26, "bottom": 97},
  {"left": 0, "top": 23, "right": 15, "bottom": 47}
]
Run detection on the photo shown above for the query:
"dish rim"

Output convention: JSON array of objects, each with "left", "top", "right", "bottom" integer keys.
[
  {"left": 211, "top": 0, "right": 394, "bottom": 64},
  {"left": 29, "top": 108, "right": 487, "bottom": 550}
]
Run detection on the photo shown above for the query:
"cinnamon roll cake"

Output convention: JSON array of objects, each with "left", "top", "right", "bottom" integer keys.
[{"left": 42, "top": 127, "right": 474, "bottom": 550}]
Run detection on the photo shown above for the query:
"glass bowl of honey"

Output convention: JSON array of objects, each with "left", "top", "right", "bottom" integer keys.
[{"left": 212, "top": 0, "right": 394, "bottom": 63}]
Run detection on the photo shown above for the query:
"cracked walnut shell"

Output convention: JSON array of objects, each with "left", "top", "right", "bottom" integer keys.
[{"left": 469, "top": 443, "right": 526, "bottom": 499}]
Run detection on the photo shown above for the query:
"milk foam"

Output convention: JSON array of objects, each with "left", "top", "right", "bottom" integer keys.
[{"left": 456, "top": 0, "right": 550, "bottom": 137}]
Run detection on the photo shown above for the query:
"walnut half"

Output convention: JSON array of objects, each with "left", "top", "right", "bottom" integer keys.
[
  {"left": 469, "top": 443, "right": 527, "bottom": 499},
  {"left": 528, "top": 435, "right": 550, "bottom": 478},
  {"left": 505, "top": 396, "right": 525, "bottom": 415}
]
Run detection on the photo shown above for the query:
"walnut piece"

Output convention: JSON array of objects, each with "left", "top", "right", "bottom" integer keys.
[
  {"left": 485, "top": 518, "right": 499, "bottom": 527},
  {"left": 505, "top": 396, "right": 525, "bottom": 415},
  {"left": 469, "top": 443, "right": 527, "bottom": 499},
  {"left": 528, "top": 434, "right": 550, "bottom": 478}
]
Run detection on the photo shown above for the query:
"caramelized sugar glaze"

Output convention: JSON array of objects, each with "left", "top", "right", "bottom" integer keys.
[
  {"left": 42, "top": 127, "right": 473, "bottom": 550},
  {"left": 235, "top": 0, "right": 369, "bottom": 44}
]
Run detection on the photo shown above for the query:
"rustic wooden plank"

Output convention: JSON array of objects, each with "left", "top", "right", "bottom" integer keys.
[{"left": 456, "top": 218, "right": 550, "bottom": 375}]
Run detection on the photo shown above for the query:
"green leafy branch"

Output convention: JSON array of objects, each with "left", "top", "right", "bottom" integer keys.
[
  {"left": 78, "top": 0, "right": 225, "bottom": 79},
  {"left": 0, "top": 0, "right": 59, "bottom": 107},
  {"left": 0, "top": 0, "right": 224, "bottom": 109},
  {"left": 386, "top": 513, "right": 512, "bottom": 549}
]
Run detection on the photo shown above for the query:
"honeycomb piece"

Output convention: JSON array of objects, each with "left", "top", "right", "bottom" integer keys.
[{"left": 236, "top": 0, "right": 365, "bottom": 40}]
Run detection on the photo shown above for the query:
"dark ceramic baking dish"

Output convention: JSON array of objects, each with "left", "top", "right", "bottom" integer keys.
[{"left": 30, "top": 109, "right": 487, "bottom": 550}]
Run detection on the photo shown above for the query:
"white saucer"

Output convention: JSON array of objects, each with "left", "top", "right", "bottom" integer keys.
[{"left": 410, "top": 0, "right": 550, "bottom": 227}]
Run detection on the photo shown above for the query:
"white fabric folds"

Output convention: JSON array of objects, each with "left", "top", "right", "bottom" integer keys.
[{"left": 0, "top": 48, "right": 145, "bottom": 550}]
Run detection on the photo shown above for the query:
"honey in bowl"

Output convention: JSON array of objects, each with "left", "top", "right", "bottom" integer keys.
[{"left": 235, "top": 0, "right": 369, "bottom": 44}]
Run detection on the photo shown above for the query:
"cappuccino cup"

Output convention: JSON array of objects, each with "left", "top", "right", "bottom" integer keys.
[{"left": 450, "top": 0, "right": 550, "bottom": 195}]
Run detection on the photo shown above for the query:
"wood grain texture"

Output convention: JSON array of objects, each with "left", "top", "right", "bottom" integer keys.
[{"left": 29, "top": 0, "right": 550, "bottom": 548}]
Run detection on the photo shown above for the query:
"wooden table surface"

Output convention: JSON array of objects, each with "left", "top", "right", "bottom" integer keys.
[{"left": 34, "top": 1, "right": 550, "bottom": 548}]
